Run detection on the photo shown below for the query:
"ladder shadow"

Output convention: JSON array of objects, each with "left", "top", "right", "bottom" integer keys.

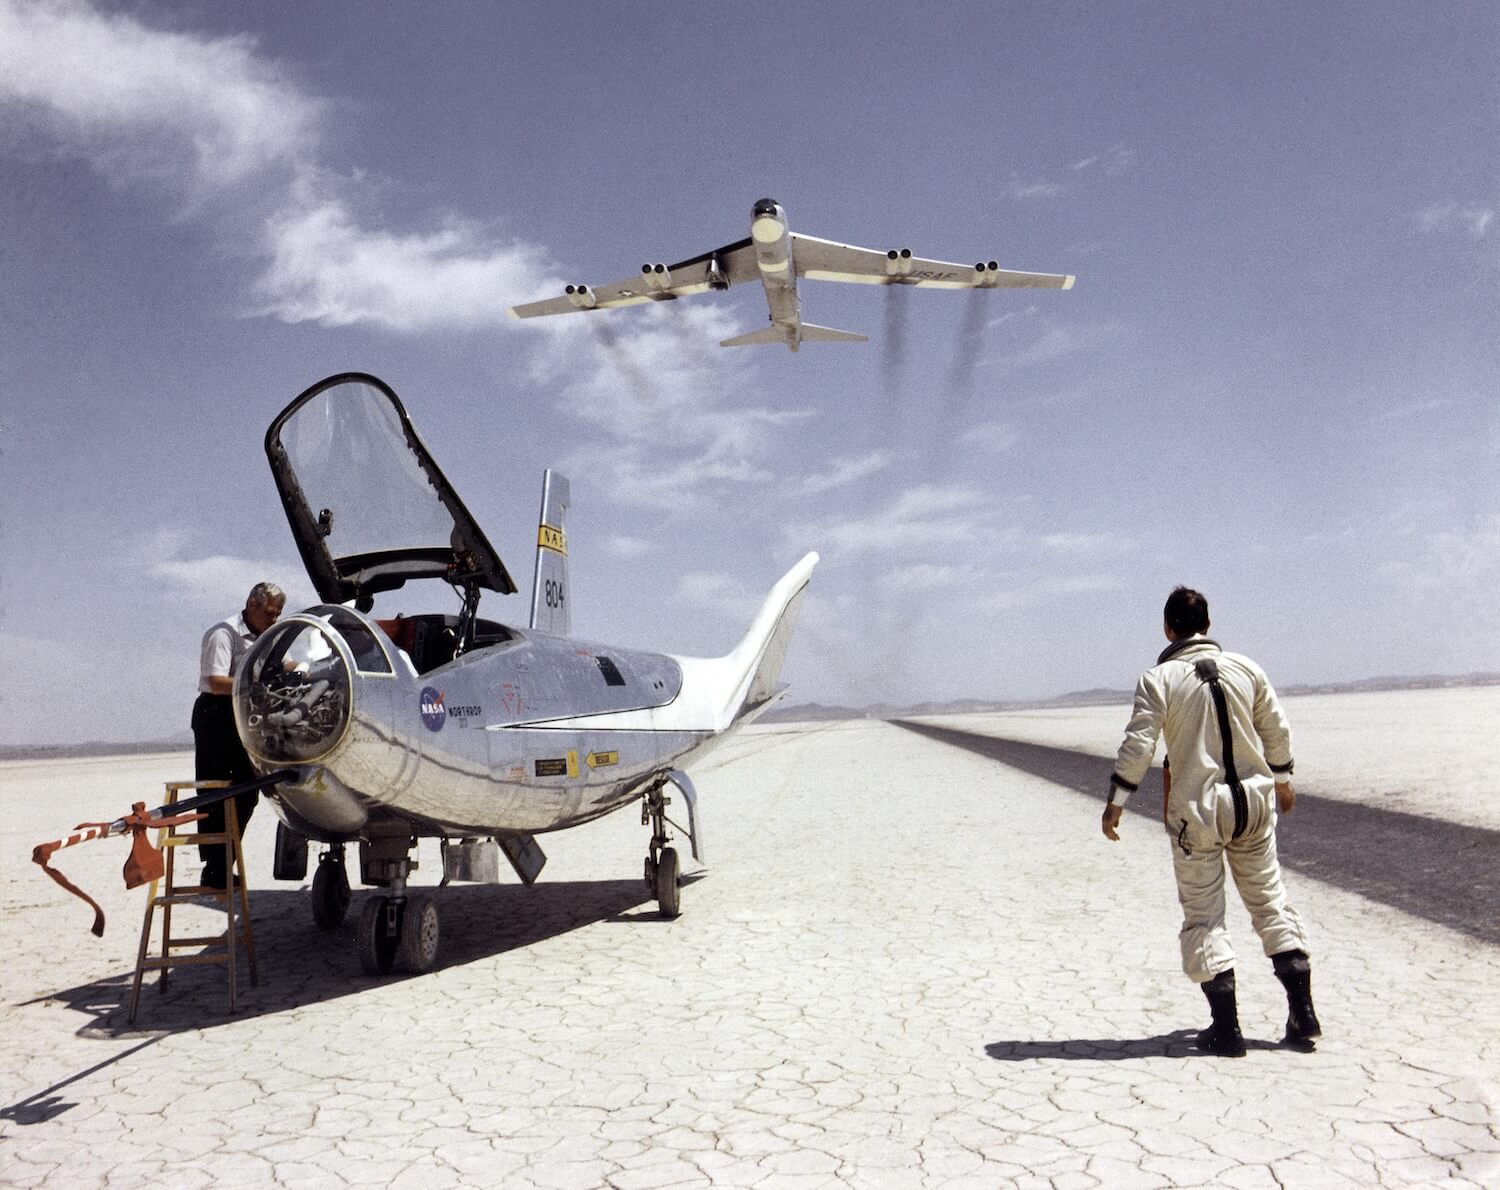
[{"left": 21, "top": 877, "right": 659, "bottom": 1042}]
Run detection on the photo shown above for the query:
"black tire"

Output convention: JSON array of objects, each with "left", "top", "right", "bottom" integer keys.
[
  {"left": 655, "top": 846, "right": 680, "bottom": 918},
  {"left": 311, "top": 858, "right": 351, "bottom": 930},
  {"left": 398, "top": 894, "right": 441, "bottom": 974},
  {"left": 357, "top": 896, "right": 399, "bottom": 975}
]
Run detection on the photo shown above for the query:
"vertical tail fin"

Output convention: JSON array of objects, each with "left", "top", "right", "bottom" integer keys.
[
  {"left": 672, "top": 552, "right": 819, "bottom": 731},
  {"left": 529, "top": 470, "right": 570, "bottom": 634}
]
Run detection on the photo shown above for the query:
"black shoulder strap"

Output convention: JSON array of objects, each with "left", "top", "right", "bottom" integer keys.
[{"left": 1194, "top": 657, "right": 1248, "bottom": 838}]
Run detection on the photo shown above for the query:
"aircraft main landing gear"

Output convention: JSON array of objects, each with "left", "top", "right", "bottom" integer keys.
[
  {"left": 310, "top": 845, "right": 351, "bottom": 929},
  {"left": 357, "top": 884, "right": 441, "bottom": 975},
  {"left": 355, "top": 836, "right": 440, "bottom": 975},
  {"left": 358, "top": 895, "right": 401, "bottom": 974}
]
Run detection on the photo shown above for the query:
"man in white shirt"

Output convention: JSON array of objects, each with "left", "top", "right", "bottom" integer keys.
[
  {"left": 193, "top": 582, "right": 285, "bottom": 889},
  {"left": 1102, "top": 587, "right": 1320, "bottom": 1057}
]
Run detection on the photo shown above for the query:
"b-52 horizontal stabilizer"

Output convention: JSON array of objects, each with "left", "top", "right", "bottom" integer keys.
[
  {"left": 798, "top": 324, "right": 868, "bottom": 344},
  {"left": 719, "top": 326, "right": 787, "bottom": 348}
]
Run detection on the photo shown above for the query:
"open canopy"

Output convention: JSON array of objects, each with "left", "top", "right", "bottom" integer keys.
[{"left": 266, "top": 373, "right": 516, "bottom": 605}]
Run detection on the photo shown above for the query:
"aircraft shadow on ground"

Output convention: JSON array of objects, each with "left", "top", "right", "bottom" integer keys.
[
  {"left": 24, "top": 877, "right": 666, "bottom": 1045},
  {"left": 891, "top": 720, "right": 1500, "bottom": 948}
]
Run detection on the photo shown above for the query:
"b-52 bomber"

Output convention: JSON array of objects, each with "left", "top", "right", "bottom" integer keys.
[
  {"left": 234, "top": 373, "right": 816, "bottom": 974},
  {"left": 509, "top": 197, "right": 1075, "bottom": 351}
]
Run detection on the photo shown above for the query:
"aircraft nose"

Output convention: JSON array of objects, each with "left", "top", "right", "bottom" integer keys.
[
  {"left": 234, "top": 618, "right": 353, "bottom": 764},
  {"left": 752, "top": 197, "right": 780, "bottom": 218}
]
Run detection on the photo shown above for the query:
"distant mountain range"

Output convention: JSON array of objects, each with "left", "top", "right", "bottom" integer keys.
[
  {"left": 762, "top": 671, "right": 1500, "bottom": 724},
  {"left": 3, "top": 674, "right": 1496, "bottom": 760}
]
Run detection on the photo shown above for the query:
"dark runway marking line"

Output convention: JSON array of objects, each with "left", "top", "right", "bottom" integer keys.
[{"left": 891, "top": 719, "right": 1500, "bottom": 948}]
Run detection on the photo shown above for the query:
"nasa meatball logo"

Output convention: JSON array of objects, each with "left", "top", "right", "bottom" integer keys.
[{"left": 419, "top": 687, "right": 446, "bottom": 732}]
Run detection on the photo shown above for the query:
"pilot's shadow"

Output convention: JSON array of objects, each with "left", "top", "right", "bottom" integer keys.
[{"left": 981, "top": 1029, "right": 1284, "bottom": 1061}]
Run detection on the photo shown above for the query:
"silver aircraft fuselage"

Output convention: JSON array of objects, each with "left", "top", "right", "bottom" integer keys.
[{"left": 236, "top": 608, "right": 732, "bottom": 843}]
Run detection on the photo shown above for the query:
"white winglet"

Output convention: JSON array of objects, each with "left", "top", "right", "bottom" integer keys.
[{"left": 673, "top": 551, "right": 819, "bottom": 731}]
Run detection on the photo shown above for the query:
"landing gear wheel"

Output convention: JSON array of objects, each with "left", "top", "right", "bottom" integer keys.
[
  {"left": 398, "top": 894, "right": 441, "bottom": 973},
  {"left": 311, "top": 856, "right": 351, "bottom": 929},
  {"left": 643, "top": 855, "right": 657, "bottom": 889},
  {"left": 655, "top": 846, "right": 680, "bottom": 919},
  {"left": 357, "top": 896, "right": 400, "bottom": 975}
]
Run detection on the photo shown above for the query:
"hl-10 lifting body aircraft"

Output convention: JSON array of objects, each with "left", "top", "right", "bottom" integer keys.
[
  {"left": 235, "top": 373, "right": 816, "bottom": 974},
  {"left": 508, "top": 198, "right": 1075, "bottom": 351}
]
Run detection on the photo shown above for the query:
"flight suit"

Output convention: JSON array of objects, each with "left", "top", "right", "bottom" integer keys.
[{"left": 1109, "top": 635, "right": 1308, "bottom": 982}]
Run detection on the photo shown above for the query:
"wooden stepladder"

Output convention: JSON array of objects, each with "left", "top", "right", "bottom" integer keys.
[{"left": 128, "top": 780, "right": 258, "bottom": 1022}]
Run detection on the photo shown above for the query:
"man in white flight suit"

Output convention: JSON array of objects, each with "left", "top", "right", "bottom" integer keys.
[{"left": 1102, "top": 587, "right": 1321, "bottom": 1056}]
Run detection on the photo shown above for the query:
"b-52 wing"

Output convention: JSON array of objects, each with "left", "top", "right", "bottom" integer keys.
[
  {"left": 789, "top": 234, "right": 1075, "bottom": 290},
  {"left": 509, "top": 238, "right": 758, "bottom": 319}
]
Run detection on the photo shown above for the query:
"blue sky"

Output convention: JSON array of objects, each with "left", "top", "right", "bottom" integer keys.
[{"left": 1, "top": 1, "right": 1495, "bottom": 744}]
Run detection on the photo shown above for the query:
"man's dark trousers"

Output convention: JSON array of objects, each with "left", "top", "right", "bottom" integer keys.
[{"left": 191, "top": 692, "right": 258, "bottom": 880}]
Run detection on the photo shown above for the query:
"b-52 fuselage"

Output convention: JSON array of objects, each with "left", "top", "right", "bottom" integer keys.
[
  {"left": 238, "top": 373, "right": 816, "bottom": 974},
  {"left": 508, "top": 198, "right": 1075, "bottom": 351}
]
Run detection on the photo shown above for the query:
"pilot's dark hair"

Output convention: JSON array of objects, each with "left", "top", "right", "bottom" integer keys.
[
  {"left": 248, "top": 582, "right": 285, "bottom": 608},
  {"left": 1164, "top": 586, "right": 1210, "bottom": 637}
]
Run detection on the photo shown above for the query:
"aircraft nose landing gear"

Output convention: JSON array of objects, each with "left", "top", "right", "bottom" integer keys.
[{"left": 641, "top": 770, "right": 702, "bottom": 919}]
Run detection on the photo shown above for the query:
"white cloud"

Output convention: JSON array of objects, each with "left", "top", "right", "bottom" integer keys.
[
  {"left": 0, "top": 0, "right": 555, "bottom": 333},
  {"left": 0, "top": 0, "right": 317, "bottom": 192},
  {"left": 148, "top": 554, "right": 287, "bottom": 606},
  {"left": 1375, "top": 397, "right": 1453, "bottom": 423},
  {"left": 1005, "top": 172, "right": 1064, "bottom": 201},
  {"left": 800, "top": 450, "right": 892, "bottom": 494},
  {"left": 879, "top": 563, "right": 975, "bottom": 593},
  {"left": 984, "top": 320, "right": 1124, "bottom": 371},
  {"left": 962, "top": 421, "right": 1019, "bottom": 453},
  {"left": 975, "top": 574, "right": 1122, "bottom": 612},
  {"left": 137, "top": 528, "right": 306, "bottom": 610},
  {"left": 1038, "top": 531, "right": 1135, "bottom": 554},
  {"left": 608, "top": 535, "right": 654, "bottom": 558},
  {"left": 544, "top": 303, "right": 811, "bottom": 510},
  {"left": 791, "top": 485, "right": 991, "bottom": 556},
  {"left": 1070, "top": 144, "right": 1135, "bottom": 177},
  {"left": 1012, "top": 326, "right": 1083, "bottom": 367},
  {"left": 1425, "top": 515, "right": 1500, "bottom": 582},
  {"left": 676, "top": 571, "right": 758, "bottom": 620},
  {"left": 985, "top": 306, "right": 1038, "bottom": 331},
  {"left": 254, "top": 191, "right": 553, "bottom": 331},
  {"left": 1414, "top": 201, "right": 1494, "bottom": 240}
]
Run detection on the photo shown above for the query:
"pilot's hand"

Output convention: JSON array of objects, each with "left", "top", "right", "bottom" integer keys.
[
  {"left": 1102, "top": 804, "right": 1123, "bottom": 841},
  {"left": 1275, "top": 781, "right": 1295, "bottom": 815}
]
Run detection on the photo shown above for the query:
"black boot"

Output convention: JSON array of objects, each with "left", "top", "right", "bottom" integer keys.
[
  {"left": 1273, "top": 949, "right": 1321, "bottom": 1050},
  {"left": 1197, "top": 969, "right": 1246, "bottom": 1057}
]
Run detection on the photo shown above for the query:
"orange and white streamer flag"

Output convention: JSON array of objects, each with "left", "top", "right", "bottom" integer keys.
[{"left": 31, "top": 802, "right": 203, "bottom": 938}]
